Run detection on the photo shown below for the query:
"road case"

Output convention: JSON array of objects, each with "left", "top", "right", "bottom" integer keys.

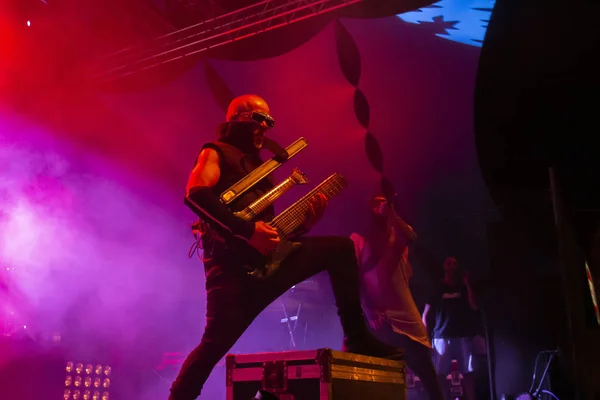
[{"left": 226, "top": 348, "right": 405, "bottom": 400}]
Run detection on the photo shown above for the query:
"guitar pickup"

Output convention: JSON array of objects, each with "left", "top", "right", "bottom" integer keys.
[{"left": 234, "top": 168, "right": 309, "bottom": 221}]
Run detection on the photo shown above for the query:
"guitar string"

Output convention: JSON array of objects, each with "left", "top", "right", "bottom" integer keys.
[{"left": 272, "top": 175, "right": 346, "bottom": 236}]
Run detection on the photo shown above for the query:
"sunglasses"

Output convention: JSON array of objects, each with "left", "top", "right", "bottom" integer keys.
[
  {"left": 236, "top": 111, "right": 275, "bottom": 128},
  {"left": 372, "top": 197, "right": 388, "bottom": 205}
]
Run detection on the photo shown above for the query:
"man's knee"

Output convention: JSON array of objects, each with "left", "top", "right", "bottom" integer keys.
[
  {"left": 327, "top": 236, "right": 356, "bottom": 259},
  {"left": 302, "top": 236, "right": 356, "bottom": 265}
]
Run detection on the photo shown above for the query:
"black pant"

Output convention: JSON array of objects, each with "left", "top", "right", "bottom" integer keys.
[
  {"left": 169, "top": 236, "right": 362, "bottom": 400},
  {"left": 373, "top": 322, "right": 444, "bottom": 400}
]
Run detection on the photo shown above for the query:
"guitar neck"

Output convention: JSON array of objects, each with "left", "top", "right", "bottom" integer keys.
[
  {"left": 234, "top": 176, "right": 298, "bottom": 221},
  {"left": 271, "top": 173, "right": 347, "bottom": 237},
  {"left": 220, "top": 137, "right": 308, "bottom": 204}
]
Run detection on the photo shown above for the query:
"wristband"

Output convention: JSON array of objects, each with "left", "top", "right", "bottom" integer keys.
[{"left": 185, "top": 186, "right": 255, "bottom": 241}]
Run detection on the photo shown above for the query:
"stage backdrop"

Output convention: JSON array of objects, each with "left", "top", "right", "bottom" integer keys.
[{"left": 1, "top": 11, "right": 497, "bottom": 399}]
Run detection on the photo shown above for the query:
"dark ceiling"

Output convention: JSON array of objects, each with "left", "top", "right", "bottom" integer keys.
[
  {"left": 4, "top": 0, "right": 434, "bottom": 58},
  {"left": 2, "top": 0, "right": 436, "bottom": 92}
]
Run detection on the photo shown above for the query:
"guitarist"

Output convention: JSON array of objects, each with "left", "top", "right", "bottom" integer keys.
[{"left": 170, "top": 94, "right": 403, "bottom": 400}]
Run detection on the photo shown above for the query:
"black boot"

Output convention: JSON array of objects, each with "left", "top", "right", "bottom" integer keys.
[
  {"left": 339, "top": 310, "right": 404, "bottom": 360},
  {"left": 326, "top": 238, "right": 404, "bottom": 360}
]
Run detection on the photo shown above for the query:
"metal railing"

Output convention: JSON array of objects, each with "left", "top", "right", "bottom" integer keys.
[{"left": 90, "top": 0, "right": 364, "bottom": 84}]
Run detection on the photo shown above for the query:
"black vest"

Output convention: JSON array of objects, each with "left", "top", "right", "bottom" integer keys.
[{"left": 201, "top": 140, "right": 275, "bottom": 221}]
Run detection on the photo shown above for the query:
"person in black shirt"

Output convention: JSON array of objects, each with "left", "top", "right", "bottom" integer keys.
[
  {"left": 169, "top": 94, "right": 402, "bottom": 400},
  {"left": 422, "top": 256, "right": 479, "bottom": 400}
]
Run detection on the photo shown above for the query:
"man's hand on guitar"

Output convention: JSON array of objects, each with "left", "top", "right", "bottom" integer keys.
[
  {"left": 303, "top": 193, "right": 328, "bottom": 231},
  {"left": 249, "top": 221, "right": 280, "bottom": 255}
]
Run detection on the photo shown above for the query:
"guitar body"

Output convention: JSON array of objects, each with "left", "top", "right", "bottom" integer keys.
[{"left": 244, "top": 239, "right": 303, "bottom": 280}]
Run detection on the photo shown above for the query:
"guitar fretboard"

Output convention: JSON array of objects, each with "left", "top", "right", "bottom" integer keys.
[
  {"left": 271, "top": 173, "right": 347, "bottom": 237},
  {"left": 238, "top": 177, "right": 298, "bottom": 221}
]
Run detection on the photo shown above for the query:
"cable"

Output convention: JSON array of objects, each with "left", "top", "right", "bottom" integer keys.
[
  {"left": 528, "top": 351, "right": 544, "bottom": 393},
  {"left": 150, "top": 368, "right": 172, "bottom": 384},
  {"left": 480, "top": 308, "right": 496, "bottom": 400},
  {"left": 533, "top": 351, "right": 556, "bottom": 398},
  {"left": 526, "top": 350, "right": 559, "bottom": 400},
  {"left": 540, "top": 390, "right": 560, "bottom": 400}
]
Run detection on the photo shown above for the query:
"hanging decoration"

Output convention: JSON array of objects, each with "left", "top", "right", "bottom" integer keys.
[{"left": 334, "top": 19, "right": 398, "bottom": 202}]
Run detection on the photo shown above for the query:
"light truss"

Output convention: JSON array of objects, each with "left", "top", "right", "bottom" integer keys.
[{"left": 90, "top": 0, "right": 364, "bottom": 83}]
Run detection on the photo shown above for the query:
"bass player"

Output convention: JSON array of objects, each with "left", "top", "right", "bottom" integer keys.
[{"left": 169, "top": 94, "right": 403, "bottom": 400}]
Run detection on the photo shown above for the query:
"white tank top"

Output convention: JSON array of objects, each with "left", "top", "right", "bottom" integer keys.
[{"left": 350, "top": 231, "right": 431, "bottom": 348}]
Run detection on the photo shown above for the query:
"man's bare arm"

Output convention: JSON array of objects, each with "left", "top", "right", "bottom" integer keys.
[
  {"left": 184, "top": 147, "right": 255, "bottom": 241},
  {"left": 461, "top": 271, "right": 478, "bottom": 310},
  {"left": 187, "top": 148, "right": 220, "bottom": 192},
  {"left": 466, "top": 287, "right": 478, "bottom": 310},
  {"left": 422, "top": 303, "right": 431, "bottom": 328},
  {"left": 384, "top": 209, "right": 417, "bottom": 272},
  {"left": 389, "top": 209, "right": 417, "bottom": 242}
]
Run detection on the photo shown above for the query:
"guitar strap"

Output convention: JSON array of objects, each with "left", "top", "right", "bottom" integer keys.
[{"left": 262, "top": 137, "right": 289, "bottom": 162}]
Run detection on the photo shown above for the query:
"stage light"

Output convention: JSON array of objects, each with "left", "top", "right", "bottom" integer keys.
[
  {"left": 26, "top": 20, "right": 31, "bottom": 26},
  {"left": 64, "top": 361, "right": 112, "bottom": 400}
]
